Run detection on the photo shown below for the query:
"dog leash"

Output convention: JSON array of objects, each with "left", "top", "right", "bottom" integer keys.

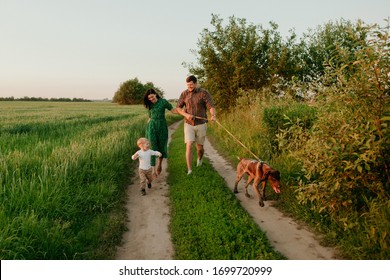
[{"left": 191, "top": 115, "right": 261, "bottom": 161}]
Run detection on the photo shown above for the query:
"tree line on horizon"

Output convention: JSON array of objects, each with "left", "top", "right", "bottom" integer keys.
[{"left": 0, "top": 96, "right": 93, "bottom": 102}]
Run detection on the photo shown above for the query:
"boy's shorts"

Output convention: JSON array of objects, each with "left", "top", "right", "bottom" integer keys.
[{"left": 184, "top": 122, "right": 207, "bottom": 145}]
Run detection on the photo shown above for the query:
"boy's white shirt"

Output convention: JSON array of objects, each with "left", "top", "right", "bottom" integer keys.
[{"left": 132, "top": 149, "right": 162, "bottom": 170}]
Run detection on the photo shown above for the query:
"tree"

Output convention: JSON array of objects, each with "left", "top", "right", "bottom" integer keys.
[
  {"left": 185, "top": 15, "right": 289, "bottom": 111},
  {"left": 112, "top": 78, "right": 163, "bottom": 105},
  {"left": 185, "top": 15, "right": 376, "bottom": 110},
  {"left": 297, "top": 19, "right": 370, "bottom": 81}
]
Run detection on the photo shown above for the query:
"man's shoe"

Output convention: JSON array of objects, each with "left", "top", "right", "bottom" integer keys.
[
  {"left": 197, "top": 158, "right": 203, "bottom": 167},
  {"left": 187, "top": 170, "right": 192, "bottom": 175}
]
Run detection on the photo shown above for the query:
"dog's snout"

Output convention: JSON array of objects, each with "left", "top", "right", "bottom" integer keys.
[{"left": 272, "top": 183, "right": 281, "bottom": 194}]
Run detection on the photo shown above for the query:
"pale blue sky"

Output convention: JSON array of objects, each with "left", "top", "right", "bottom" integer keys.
[{"left": 1, "top": 0, "right": 389, "bottom": 100}]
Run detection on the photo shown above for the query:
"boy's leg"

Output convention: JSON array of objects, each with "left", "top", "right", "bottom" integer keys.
[
  {"left": 139, "top": 169, "right": 147, "bottom": 195},
  {"left": 145, "top": 168, "right": 154, "bottom": 189}
]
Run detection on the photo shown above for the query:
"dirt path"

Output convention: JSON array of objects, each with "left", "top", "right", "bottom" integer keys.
[
  {"left": 116, "top": 121, "right": 338, "bottom": 260},
  {"left": 115, "top": 122, "right": 180, "bottom": 260}
]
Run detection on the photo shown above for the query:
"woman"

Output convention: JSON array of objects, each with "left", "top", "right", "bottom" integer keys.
[{"left": 143, "top": 88, "right": 177, "bottom": 176}]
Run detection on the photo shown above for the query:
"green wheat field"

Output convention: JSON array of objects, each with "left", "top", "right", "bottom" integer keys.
[{"left": 0, "top": 101, "right": 180, "bottom": 259}]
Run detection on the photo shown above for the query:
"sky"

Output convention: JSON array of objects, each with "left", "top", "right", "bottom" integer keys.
[{"left": 1, "top": 0, "right": 389, "bottom": 101}]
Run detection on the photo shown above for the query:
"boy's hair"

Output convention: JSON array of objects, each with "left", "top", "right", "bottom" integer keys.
[
  {"left": 186, "top": 75, "right": 197, "bottom": 83},
  {"left": 137, "top": 137, "right": 149, "bottom": 147}
]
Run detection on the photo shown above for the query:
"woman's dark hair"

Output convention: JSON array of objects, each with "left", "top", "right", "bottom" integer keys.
[
  {"left": 143, "top": 88, "right": 161, "bottom": 110},
  {"left": 186, "top": 75, "right": 197, "bottom": 83}
]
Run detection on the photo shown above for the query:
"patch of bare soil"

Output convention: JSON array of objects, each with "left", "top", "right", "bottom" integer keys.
[{"left": 116, "top": 121, "right": 338, "bottom": 260}]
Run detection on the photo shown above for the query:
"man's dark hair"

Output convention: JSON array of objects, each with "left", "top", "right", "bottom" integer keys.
[{"left": 186, "top": 75, "right": 197, "bottom": 83}]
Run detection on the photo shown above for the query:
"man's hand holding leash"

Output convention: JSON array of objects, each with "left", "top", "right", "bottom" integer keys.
[{"left": 187, "top": 114, "right": 216, "bottom": 123}]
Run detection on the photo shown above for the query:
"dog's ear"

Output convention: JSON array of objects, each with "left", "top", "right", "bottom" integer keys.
[{"left": 261, "top": 163, "right": 271, "bottom": 174}]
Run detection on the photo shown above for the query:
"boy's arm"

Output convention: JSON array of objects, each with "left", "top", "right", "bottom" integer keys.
[
  {"left": 131, "top": 151, "right": 139, "bottom": 160},
  {"left": 152, "top": 150, "right": 162, "bottom": 157}
]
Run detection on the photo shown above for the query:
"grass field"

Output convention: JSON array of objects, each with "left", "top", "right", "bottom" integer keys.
[
  {"left": 1, "top": 101, "right": 284, "bottom": 260},
  {"left": 0, "top": 101, "right": 179, "bottom": 259}
]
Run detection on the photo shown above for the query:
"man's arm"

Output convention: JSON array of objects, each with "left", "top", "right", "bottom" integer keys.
[
  {"left": 210, "top": 107, "right": 217, "bottom": 121},
  {"left": 176, "top": 93, "right": 192, "bottom": 121},
  {"left": 203, "top": 89, "right": 216, "bottom": 121},
  {"left": 176, "top": 107, "right": 193, "bottom": 122}
]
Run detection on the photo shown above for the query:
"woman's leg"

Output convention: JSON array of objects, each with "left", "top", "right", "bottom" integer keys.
[{"left": 156, "top": 156, "right": 163, "bottom": 175}]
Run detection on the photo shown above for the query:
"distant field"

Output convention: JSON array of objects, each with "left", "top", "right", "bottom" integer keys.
[{"left": 0, "top": 101, "right": 179, "bottom": 259}]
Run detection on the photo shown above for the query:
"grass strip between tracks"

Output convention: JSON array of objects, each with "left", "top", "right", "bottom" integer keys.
[{"left": 167, "top": 122, "right": 285, "bottom": 260}]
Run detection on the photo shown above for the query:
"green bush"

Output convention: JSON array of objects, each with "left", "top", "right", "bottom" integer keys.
[{"left": 263, "top": 103, "right": 317, "bottom": 153}]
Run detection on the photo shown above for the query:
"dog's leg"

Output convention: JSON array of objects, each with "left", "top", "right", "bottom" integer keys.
[
  {"left": 244, "top": 176, "right": 254, "bottom": 198},
  {"left": 260, "top": 181, "right": 267, "bottom": 202},
  {"left": 234, "top": 167, "right": 245, "bottom": 194},
  {"left": 253, "top": 179, "right": 265, "bottom": 207}
]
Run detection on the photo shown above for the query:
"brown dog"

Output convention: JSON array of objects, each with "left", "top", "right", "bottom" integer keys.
[{"left": 233, "top": 158, "right": 281, "bottom": 207}]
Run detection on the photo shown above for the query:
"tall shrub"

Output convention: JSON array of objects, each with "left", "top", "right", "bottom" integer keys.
[
  {"left": 263, "top": 102, "right": 317, "bottom": 154},
  {"left": 294, "top": 22, "right": 389, "bottom": 214}
]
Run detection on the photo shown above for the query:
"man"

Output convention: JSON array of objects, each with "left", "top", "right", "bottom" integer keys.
[{"left": 176, "top": 75, "right": 217, "bottom": 175}]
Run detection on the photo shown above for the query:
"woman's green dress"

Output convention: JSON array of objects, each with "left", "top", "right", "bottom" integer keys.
[{"left": 145, "top": 98, "right": 173, "bottom": 166}]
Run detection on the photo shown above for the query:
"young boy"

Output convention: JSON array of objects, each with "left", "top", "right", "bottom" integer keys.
[{"left": 131, "top": 137, "right": 162, "bottom": 196}]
